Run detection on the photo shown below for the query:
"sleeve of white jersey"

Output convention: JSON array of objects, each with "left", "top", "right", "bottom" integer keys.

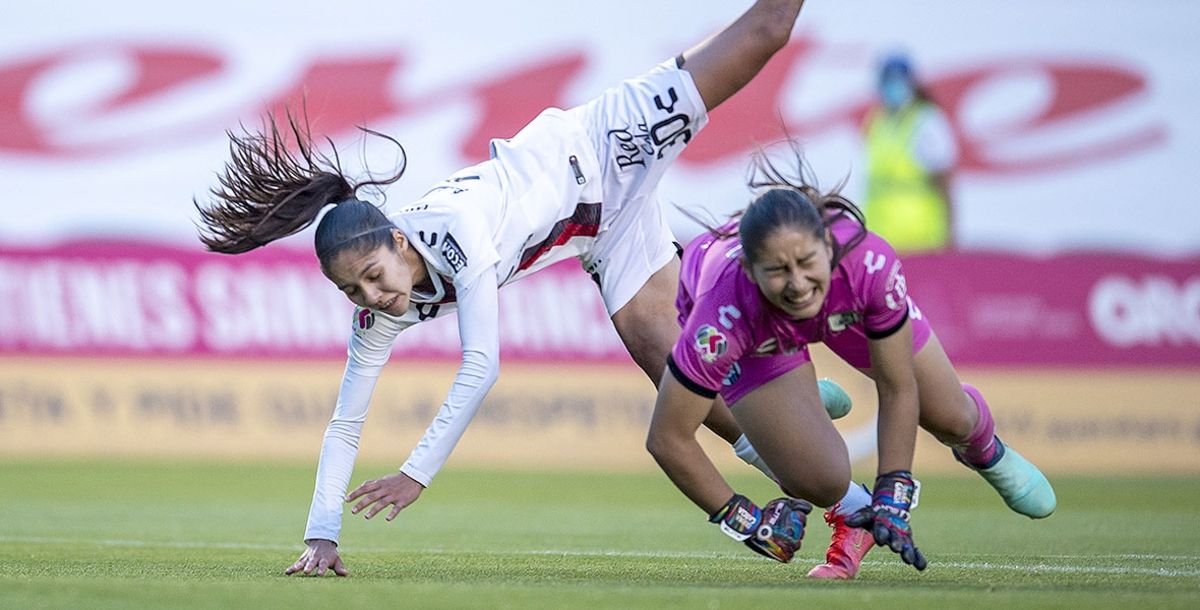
[
  {"left": 302, "top": 308, "right": 409, "bottom": 543},
  {"left": 439, "top": 205, "right": 501, "bottom": 290},
  {"left": 398, "top": 264, "right": 501, "bottom": 487}
]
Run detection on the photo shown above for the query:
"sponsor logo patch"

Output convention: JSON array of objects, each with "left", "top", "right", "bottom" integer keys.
[
  {"left": 354, "top": 307, "right": 375, "bottom": 336},
  {"left": 755, "top": 338, "right": 778, "bottom": 354},
  {"left": 441, "top": 233, "right": 468, "bottom": 273},
  {"left": 828, "top": 311, "right": 861, "bottom": 333},
  {"left": 694, "top": 325, "right": 727, "bottom": 363}
]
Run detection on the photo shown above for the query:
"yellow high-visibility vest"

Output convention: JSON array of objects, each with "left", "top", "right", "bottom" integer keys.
[{"left": 863, "top": 103, "right": 950, "bottom": 252}]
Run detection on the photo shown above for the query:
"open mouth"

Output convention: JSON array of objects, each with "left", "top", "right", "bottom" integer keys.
[
  {"left": 378, "top": 295, "right": 398, "bottom": 311},
  {"left": 783, "top": 286, "right": 817, "bottom": 312}
]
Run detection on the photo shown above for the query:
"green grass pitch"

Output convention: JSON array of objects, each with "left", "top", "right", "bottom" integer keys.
[{"left": 1, "top": 460, "right": 1197, "bottom": 608}]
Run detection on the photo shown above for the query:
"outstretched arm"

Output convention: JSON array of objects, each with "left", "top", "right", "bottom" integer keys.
[
  {"left": 681, "top": 0, "right": 808, "bottom": 111},
  {"left": 847, "top": 319, "right": 927, "bottom": 570},
  {"left": 649, "top": 364, "right": 815, "bottom": 564},
  {"left": 647, "top": 369, "right": 733, "bottom": 514},
  {"left": 344, "top": 265, "right": 502, "bottom": 519},
  {"left": 869, "top": 320, "right": 919, "bottom": 475},
  {"left": 286, "top": 310, "right": 409, "bottom": 576}
]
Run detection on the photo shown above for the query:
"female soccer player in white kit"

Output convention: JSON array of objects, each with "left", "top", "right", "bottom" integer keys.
[{"left": 196, "top": 0, "right": 830, "bottom": 577}]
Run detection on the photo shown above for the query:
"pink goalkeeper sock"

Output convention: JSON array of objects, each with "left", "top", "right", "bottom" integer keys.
[{"left": 957, "top": 383, "right": 998, "bottom": 468}]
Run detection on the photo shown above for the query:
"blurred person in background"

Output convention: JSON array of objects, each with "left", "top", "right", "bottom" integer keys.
[
  {"left": 862, "top": 52, "right": 958, "bottom": 253},
  {"left": 195, "top": 0, "right": 843, "bottom": 578}
]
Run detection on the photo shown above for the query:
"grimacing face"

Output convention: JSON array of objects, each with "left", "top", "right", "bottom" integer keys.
[
  {"left": 742, "top": 226, "right": 833, "bottom": 320},
  {"left": 322, "top": 229, "right": 416, "bottom": 317}
]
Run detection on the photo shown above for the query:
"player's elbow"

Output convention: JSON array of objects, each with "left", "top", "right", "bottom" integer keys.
[
  {"left": 460, "top": 346, "right": 501, "bottom": 390},
  {"left": 747, "top": 2, "right": 798, "bottom": 55},
  {"left": 478, "top": 352, "right": 501, "bottom": 390}
]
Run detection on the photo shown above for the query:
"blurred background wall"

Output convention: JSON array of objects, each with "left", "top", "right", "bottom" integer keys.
[{"left": 1, "top": 1, "right": 1197, "bottom": 472}]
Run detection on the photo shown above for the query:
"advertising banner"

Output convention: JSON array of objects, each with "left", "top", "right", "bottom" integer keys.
[{"left": 3, "top": 242, "right": 1196, "bottom": 366}]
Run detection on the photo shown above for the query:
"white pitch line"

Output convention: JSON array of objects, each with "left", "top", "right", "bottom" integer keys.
[
  {"left": 860, "top": 559, "right": 1200, "bottom": 578},
  {"left": 2, "top": 536, "right": 1198, "bottom": 578},
  {"left": 0, "top": 536, "right": 297, "bottom": 552}
]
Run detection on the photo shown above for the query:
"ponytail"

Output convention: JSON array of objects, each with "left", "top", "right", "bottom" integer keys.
[{"left": 195, "top": 110, "right": 406, "bottom": 264}]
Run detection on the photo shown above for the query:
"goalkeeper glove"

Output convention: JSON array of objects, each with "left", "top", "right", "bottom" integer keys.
[
  {"left": 845, "top": 471, "right": 928, "bottom": 571},
  {"left": 710, "top": 494, "right": 813, "bottom": 563},
  {"left": 709, "top": 494, "right": 761, "bottom": 542}
]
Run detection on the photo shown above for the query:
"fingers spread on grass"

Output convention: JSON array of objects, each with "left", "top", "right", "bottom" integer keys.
[
  {"left": 333, "top": 556, "right": 349, "bottom": 577},
  {"left": 284, "top": 558, "right": 304, "bottom": 575}
]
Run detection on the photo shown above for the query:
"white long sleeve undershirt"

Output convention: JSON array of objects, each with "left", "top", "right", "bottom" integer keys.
[{"left": 303, "top": 266, "right": 501, "bottom": 543}]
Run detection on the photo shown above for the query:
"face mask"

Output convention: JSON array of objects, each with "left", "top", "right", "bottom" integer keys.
[{"left": 881, "top": 76, "right": 914, "bottom": 110}]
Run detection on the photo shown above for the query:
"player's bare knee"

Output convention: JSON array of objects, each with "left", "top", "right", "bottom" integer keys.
[
  {"left": 919, "top": 403, "right": 974, "bottom": 444},
  {"left": 811, "top": 475, "right": 850, "bottom": 508},
  {"left": 619, "top": 324, "right": 674, "bottom": 379},
  {"left": 775, "top": 464, "right": 847, "bottom": 508},
  {"left": 644, "top": 427, "right": 674, "bottom": 464},
  {"left": 777, "top": 477, "right": 845, "bottom": 508}
]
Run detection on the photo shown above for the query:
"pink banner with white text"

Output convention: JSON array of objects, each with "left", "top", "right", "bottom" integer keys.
[
  {"left": 0, "top": 241, "right": 629, "bottom": 362},
  {"left": 902, "top": 252, "right": 1200, "bottom": 366},
  {"left": 1, "top": 242, "right": 1197, "bottom": 366}
]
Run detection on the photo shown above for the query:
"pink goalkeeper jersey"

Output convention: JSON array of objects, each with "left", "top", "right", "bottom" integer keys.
[{"left": 668, "top": 215, "right": 931, "bottom": 405}]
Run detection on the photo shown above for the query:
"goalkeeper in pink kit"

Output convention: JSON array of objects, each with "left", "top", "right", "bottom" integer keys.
[{"left": 649, "top": 150, "right": 1056, "bottom": 576}]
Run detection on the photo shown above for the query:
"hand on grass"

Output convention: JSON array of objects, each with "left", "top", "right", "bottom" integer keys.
[
  {"left": 284, "top": 539, "right": 347, "bottom": 577},
  {"left": 346, "top": 471, "right": 425, "bottom": 521}
]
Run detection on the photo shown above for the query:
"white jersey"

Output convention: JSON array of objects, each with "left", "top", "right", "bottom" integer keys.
[
  {"left": 303, "top": 59, "right": 709, "bottom": 543},
  {"left": 386, "top": 107, "right": 607, "bottom": 328}
]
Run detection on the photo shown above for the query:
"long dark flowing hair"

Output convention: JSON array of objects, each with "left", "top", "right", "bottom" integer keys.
[{"left": 195, "top": 110, "right": 407, "bottom": 267}]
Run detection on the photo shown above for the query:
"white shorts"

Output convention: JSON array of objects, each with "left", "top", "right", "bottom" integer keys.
[{"left": 567, "top": 59, "right": 710, "bottom": 316}]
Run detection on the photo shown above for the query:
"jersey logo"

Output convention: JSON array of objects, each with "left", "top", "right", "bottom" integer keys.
[
  {"left": 419, "top": 231, "right": 439, "bottom": 248},
  {"left": 654, "top": 87, "right": 680, "bottom": 113},
  {"left": 354, "top": 307, "right": 375, "bottom": 336},
  {"left": 608, "top": 123, "right": 653, "bottom": 170},
  {"left": 722, "top": 362, "right": 742, "bottom": 386},
  {"left": 441, "top": 233, "right": 468, "bottom": 273},
  {"left": 414, "top": 303, "right": 441, "bottom": 321},
  {"left": 907, "top": 296, "right": 924, "bottom": 320},
  {"left": 694, "top": 325, "right": 728, "bottom": 363},
  {"left": 864, "top": 250, "right": 887, "bottom": 275},
  {"left": 717, "top": 304, "right": 742, "bottom": 330},
  {"left": 828, "top": 311, "right": 861, "bottom": 333},
  {"left": 885, "top": 263, "right": 908, "bottom": 311}
]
